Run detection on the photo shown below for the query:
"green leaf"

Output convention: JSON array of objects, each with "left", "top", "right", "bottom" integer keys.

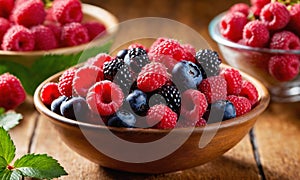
[
  {"left": 0, "top": 128, "right": 15, "bottom": 164},
  {"left": 0, "top": 169, "right": 22, "bottom": 180},
  {"left": 14, "top": 154, "right": 67, "bottom": 179},
  {"left": 0, "top": 109, "right": 4, "bottom": 116},
  {"left": 0, "top": 156, "right": 7, "bottom": 172},
  {"left": 0, "top": 112, "right": 23, "bottom": 131}
]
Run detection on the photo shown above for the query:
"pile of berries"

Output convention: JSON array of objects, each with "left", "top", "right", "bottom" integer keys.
[
  {"left": 40, "top": 38, "right": 259, "bottom": 130},
  {"left": 219, "top": 0, "right": 300, "bottom": 82},
  {"left": 0, "top": 0, "right": 106, "bottom": 51}
]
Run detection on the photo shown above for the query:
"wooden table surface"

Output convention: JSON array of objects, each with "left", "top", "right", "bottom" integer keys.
[{"left": 9, "top": 0, "right": 300, "bottom": 179}]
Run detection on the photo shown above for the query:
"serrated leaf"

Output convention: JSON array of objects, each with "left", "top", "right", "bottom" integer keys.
[
  {"left": 0, "top": 156, "right": 7, "bottom": 172},
  {"left": 0, "top": 112, "right": 22, "bottom": 131},
  {"left": 14, "top": 154, "right": 67, "bottom": 179},
  {"left": 0, "top": 128, "right": 15, "bottom": 164},
  {"left": 0, "top": 169, "right": 22, "bottom": 180}
]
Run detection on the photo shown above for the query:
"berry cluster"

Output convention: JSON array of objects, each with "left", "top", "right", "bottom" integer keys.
[
  {"left": 0, "top": 0, "right": 106, "bottom": 51},
  {"left": 40, "top": 38, "right": 259, "bottom": 130},
  {"left": 220, "top": 1, "right": 300, "bottom": 82}
]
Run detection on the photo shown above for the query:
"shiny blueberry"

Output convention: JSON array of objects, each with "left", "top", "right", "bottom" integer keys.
[
  {"left": 116, "top": 49, "right": 128, "bottom": 60},
  {"left": 126, "top": 89, "right": 149, "bottom": 116},
  {"left": 107, "top": 110, "right": 136, "bottom": 128},
  {"left": 51, "top": 96, "right": 67, "bottom": 115},
  {"left": 204, "top": 100, "right": 236, "bottom": 124},
  {"left": 60, "top": 96, "right": 89, "bottom": 120}
]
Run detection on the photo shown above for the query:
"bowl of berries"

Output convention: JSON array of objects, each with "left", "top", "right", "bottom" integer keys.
[
  {"left": 34, "top": 37, "right": 270, "bottom": 174},
  {"left": 0, "top": 0, "right": 118, "bottom": 95},
  {"left": 209, "top": 1, "right": 300, "bottom": 102}
]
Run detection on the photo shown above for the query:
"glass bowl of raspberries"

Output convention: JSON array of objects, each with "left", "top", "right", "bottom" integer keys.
[
  {"left": 209, "top": 1, "right": 300, "bottom": 102},
  {"left": 34, "top": 37, "right": 270, "bottom": 174}
]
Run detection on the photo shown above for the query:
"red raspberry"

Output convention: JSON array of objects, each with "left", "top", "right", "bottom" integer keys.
[
  {"left": 229, "top": 3, "right": 250, "bottom": 17},
  {"left": 51, "top": 0, "right": 83, "bottom": 24},
  {"left": 146, "top": 104, "right": 177, "bottom": 129},
  {"left": 0, "top": 73, "right": 26, "bottom": 110},
  {"left": 128, "top": 43, "right": 148, "bottom": 52},
  {"left": 227, "top": 95, "right": 251, "bottom": 116},
  {"left": 268, "top": 55, "right": 300, "bottom": 82},
  {"left": 61, "top": 22, "right": 89, "bottom": 47},
  {"left": 239, "top": 80, "right": 259, "bottom": 106},
  {"left": 182, "top": 43, "right": 196, "bottom": 56},
  {"left": 40, "top": 82, "right": 61, "bottom": 106},
  {"left": 86, "top": 53, "right": 112, "bottom": 80},
  {"left": 270, "top": 31, "right": 300, "bottom": 50},
  {"left": 0, "top": 18, "right": 11, "bottom": 44},
  {"left": 221, "top": 68, "right": 242, "bottom": 95},
  {"left": 177, "top": 118, "right": 207, "bottom": 128},
  {"left": 11, "top": 0, "right": 46, "bottom": 28},
  {"left": 58, "top": 68, "right": 76, "bottom": 97},
  {"left": 86, "top": 80, "right": 124, "bottom": 116},
  {"left": 220, "top": 12, "right": 248, "bottom": 42},
  {"left": 1, "top": 25, "right": 35, "bottom": 51},
  {"left": 196, "top": 118, "right": 207, "bottom": 127},
  {"left": 242, "top": 20, "right": 269, "bottom": 47},
  {"left": 260, "top": 2, "right": 290, "bottom": 30},
  {"left": 83, "top": 21, "right": 106, "bottom": 41},
  {"left": 181, "top": 89, "right": 208, "bottom": 125},
  {"left": 0, "top": 0, "right": 14, "bottom": 18},
  {"left": 149, "top": 37, "right": 167, "bottom": 51},
  {"left": 45, "top": 23, "right": 62, "bottom": 46},
  {"left": 288, "top": 4, "right": 300, "bottom": 36},
  {"left": 250, "top": 0, "right": 271, "bottom": 16},
  {"left": 31, "top": 25, "right": 58, "bottom": 50},
  {"left": 198, "top": 75, "right": 227, "bottom": 104},
  {"left": 137, "top": 62, "right": 168, "bottom": 92},
  {"left": 73, "top": 65, "right": 102, "bottom": 97}
]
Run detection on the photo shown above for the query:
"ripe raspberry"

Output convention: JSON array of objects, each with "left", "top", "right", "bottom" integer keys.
[
  {"left": 288, "top": 4, "right": 300, "bottom": 36},
  {"left": 0, "top": 73, "right": 26, "bottom": 110},
  {"left": 227, "top": 95, "right": 251, "bottom": 116},
  {"left": 31, "top": 25, "right": 58, "bottom": 50},
  {"left": 73, "top": 65, "right": 102, "bottom": 97},
  {"left": 83, "top": 21, "right": 106, "bottom": 40},
  {"left": 177, "top": 118, "right": 207, "bottom": 128},
  {"left": 198, "top": 75, "right": 227, "bottom": 104},
  {"left": 149, "top": 37, "right": 167, "bottom": 51},
  {"left": 40, "top": 82, "right": 61, "bottom": 106},
  {"left": 250, "top": 0, "right": 271, "bottom": 16},
  {"left": 1, "top": 25, "right": 35, "bottom": 51},
  {"left": 195, "top": 49, "right": 222, "bottom": 77},
  {"left": 146, "top": 104, "right": 177, "bottom": 129},
  {"left": 11, "top": 0, "right": 46, "bottom": 27},
  {"left": 58, "top": 68, "right": 76, "bottom": 97},
  {"left": 221, "top": 68, "right": 242, "bottom": 95},
  {"left": 182, "top": 43, "right": 196, "bottom": 57},
  {"left": 0, "top": 18, "right": 11, "bottom": 43},
  {"left": 260, "top": 2, "right": 290, "bottom": 30},
  {"left": 270, "top": 31, "right": 300, "bottom": 50},
  {"left": 86, "top": 53, "right": 112, "bottom": 80},
  {"left": 61, "top": 22, "right": 89, "bottom": 47},
  {"left": 0, "top": 0, "right": 14, "bottom": 18},
  {"left": 51, "top": 0, "right": 83, "bottom": 24},
  {"left": 229, "top": 3, "right": 250, "bottom": 16},
  {"left": 45, "top": 23, "right": 62, "bottom": 46},
  {"left": 128, "top": 43, "right": 148, "bottom": 52},
  {"left": 268, "top": 55, "right": 300, "bottom": 82},
  {"left": 137, "top": 62, "right": 169, "bottom": 92},
  {"left": 220, "top": 12, "right": 248, "bottom": 42},
  {"left": 239, "top": 80, "right": 259, "bottom": 106},
  {"left": 242, "top": 20, "right": 269, "bottom": 47},
  {"left": 86, "top": 80, "right": 124, "bottom": 116}
]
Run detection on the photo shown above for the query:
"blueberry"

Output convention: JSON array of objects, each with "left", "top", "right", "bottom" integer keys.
[
  {"left": 51, "top": 96, "right": 67, "bottom": 115},
  {"left": 116, "top": 49, "right": 128, "bottom": 60},
  {"left": 172, "top": 60, "right": 203, "bottom": 91},
  {"left": 126, "top": 89, "right": 149, "bottom": 116},
  {"left": 204, "top": 100, "right": 236, "bottom": 124},
  {"left": 107, "top": 110, "right": 136, "bottom": 128},
  {"left": 60, "top": 96, "right": 89, "bottom": 120}
]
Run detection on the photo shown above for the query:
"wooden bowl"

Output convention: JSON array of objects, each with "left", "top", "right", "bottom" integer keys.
[{"left": 33, "top": 64, "right": 270, "bottom": 174}]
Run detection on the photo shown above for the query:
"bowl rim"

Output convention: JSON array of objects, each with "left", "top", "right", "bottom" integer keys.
[
  {"left": 208, "top": 12, "right": 300, "bottom": 55},
  {"left": 33, "top": 64, "right": 270, "bottom": 133},
  {"left": 0, "top": 3, "right": 119, "bottom": 56}
]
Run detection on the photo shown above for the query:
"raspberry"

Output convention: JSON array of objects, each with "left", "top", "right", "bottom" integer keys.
[
  {"left": 73, "top": 65, "right": 102, "bottom": 97},
  {"left": 239, "top": 80, "right": 259, "bottom": 106},
  {"left": 0, "top": 73, "right": 26, "bottom": 110},
  {"left": 268, "top": 55, "right": 300, "bottom": 82},
  {"left": 229, "top": 3, "right": 250, "bottom": 16},
  {"left": 221, "top": 68, "right": 242, "bottom": 95},
  {"left": 0, "top": 18, "right": 11, "bottom": 43},
  {"left": 137, "top": 62, "right": 168, "bottom": 92},
  {"left": 11, "top": 0, "right": 46, "bottom": 27},
  {"left": 181, "top": 89, "right": 208, "bottom": 125},
  {"left": 196, "top": 118, "right": 207, "bottom": 127},
  {"left": 31, "top": 25, "right": 58, "bottom": 50},
  {"left": 51, "top": 0, "right": 83, "bottom": 24},
  {"left": 250, "top": 0, "right": 271, "bottom": 16},
  {"left": 227, "top": 95, "right": 251, "bottom": 116},
  {"left": 124, "top": 47, "right": 150, "bottom": 74},
  {"left": 86, "top": 80, "right": 124, "bottom": 116},
  {"left": 58, "top": 68, "right": 76, "bottom": 97},
  {"left": 45, "top": 23, "right": 62, "bottom": 46},
  {"left": 1, "top": 25, "right": 35, "bottom": 51},
  {"left": 61, "top": 22, "right": 89, "bottom": 47},
  {"left": 40, "top": 82, "right": 61, "bottom": 106},
  {"left": 198, "top": 75, "right": 227, "bottom": 104},
  {"left": 270, "top": 31, "right": 300, "bottom": 50},
  {"left": 182, "top": 43, "right": 196, "bottom": 57},
  {"left": 0, "top": 0, "right": 14, "bottom": 18},
  {"left": 155, "top": 84, "right": 181, "bottom": 115},
  {"left": 260, "top": 2, "right": 290, "bottom": 30},
  {"left": 83, "top": 21, "right": 106, "bottom": 40},
  {"left": 220, "top": 12, "right": 248, "bottom": 42},
  {"left": 128, "top": 43, "right": 148, "bottom": 52},
  {"left": 242, "top": 20, "right": 269, "bottom": 48},
  {"left": 288, "top": 4, "right": 300, "bottom": 36},
  {"left": 86, "top": 53, "right": 112, "bottom": 80},
  {"left": 146, "top": 104, "right": 177, "bottom": 129},
  {"left": 195, "top": 49, "right": 221, "bottom": 77}
]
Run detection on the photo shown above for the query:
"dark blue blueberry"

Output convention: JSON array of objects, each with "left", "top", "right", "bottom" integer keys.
[
  {"left": 126, "top": 89, "right": 149, "bottom": 116},
  {"left": 51, "top": 96, "right": 67, "bottom": 115},
  {"left": 60, "top": 96, "right": 89, "bottom": 120},
  {"left": 116, "top": 49, "right": 128, "bottom": 60},
  {"left": 107, "top": 110, "right": 136, "bottom": 128},
  {"left": 204, "top": 100, "right": 236, "bottom": 124},
  {"left": 172, "top": 60, "right": 203, "bottom": 91}
]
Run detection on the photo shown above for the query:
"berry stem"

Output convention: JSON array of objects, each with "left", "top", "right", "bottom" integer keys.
[{"left": 7, "top": 164, "right": 14, "bottom": 170}]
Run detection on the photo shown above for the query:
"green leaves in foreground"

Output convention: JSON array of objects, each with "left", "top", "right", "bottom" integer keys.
[
  {"left": 0, "top": 110, "right": 23, "bottom": 131},
  {"left": 0, "top": 128, "right": 67, "bottom": 180}
]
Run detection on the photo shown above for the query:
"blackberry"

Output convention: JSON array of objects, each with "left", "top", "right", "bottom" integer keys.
[
  {"left": 103, "top": 58, "right": 124, "bottom": 81},
  {"left": 114, "top": 64, "right": 135, "bottom": 94},
  {"left": 124, "top": 47, "right": 150, "bottom": 73},
  {"left": 195, "top": 49, "right": 221, "bottom": 78}
]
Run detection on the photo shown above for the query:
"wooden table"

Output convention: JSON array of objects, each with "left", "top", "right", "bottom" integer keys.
[{"left": 10, "top": 0, "right": 300, "bottom": 179}]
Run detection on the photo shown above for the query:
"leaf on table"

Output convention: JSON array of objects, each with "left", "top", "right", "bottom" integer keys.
[
  {"left": 0, "top": 112, "right": 23, "bottom": 131},
  {"left": 0, "top": 127, "right": 15, "bottom": 164},
  {"left": 0, "top": 169, "right": 22, "bottom": 180}
]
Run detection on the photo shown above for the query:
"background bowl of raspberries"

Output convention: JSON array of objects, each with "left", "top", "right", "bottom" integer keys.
[
  {"left": 34, "top": 37, "right": 270, "bottom": 173},
  {"left": 0, "top": 0, "right": 118, "bottom": 95},
  {"left": 209, "top": 0, "right": 300, "bottom": 102}
]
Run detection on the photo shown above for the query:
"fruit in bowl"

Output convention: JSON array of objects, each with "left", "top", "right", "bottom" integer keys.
[
  {"left": 34, "top": 37, "right": 270, "bottom": 173},
  {"left": 209, "top": 0, "right": 300, "bottom": 102}
]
